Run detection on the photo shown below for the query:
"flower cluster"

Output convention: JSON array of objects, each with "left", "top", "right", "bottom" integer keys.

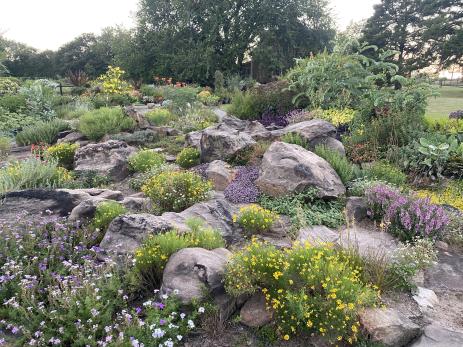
[
  {"left": 91, "top": 201, "right": 127, "bottom": 235},
  {"left": 129, "top": 149, "right": 166, "bottom": 173},
  {"left": 142, "top": 171, "right": 212, "bottom": 213},
  {"left": 225, "top": 239, "right": 379, "bottom": 344},
  {"left": 176, "top": 147, "right": 200, "bottom": 169},
  {"left": 365, "top": 184, "right": 450, "bottom": 241},
  {"left": 285, "top": 109, "right": 313, "bottom": 124},
  {"left": 449, "top": 109, "right": 463, "bottom": 120},
  {"left": 224, "top": 166, "right": 260, "bottom": 203},
  {"left": 416, "top": 182, "right": 463, "bottom": 211},
  {"left": 319, "top": 108, "right": 356, "bottom": 127},
  {"left": 233, "top": 204, "right": 278, "bottom": 234},
  {"left": 46, "top": 142, "right": 79, "bottom": 169},
  {"left": 258, "top": 108, "right": 289, "bottom": 127}
]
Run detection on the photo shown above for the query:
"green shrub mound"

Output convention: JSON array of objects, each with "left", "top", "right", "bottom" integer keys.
[
  {"left": 15, "top": 119, "right": 70, "bottom": 146},
  {"left": 78, "top": 107, "right": 135, "bottom": 141},
  {"left": 176, "top": 147, "right": 200, "bottom": 168},
  {"left": 128, "top": 149, "right": 165, "bottom": 173}
]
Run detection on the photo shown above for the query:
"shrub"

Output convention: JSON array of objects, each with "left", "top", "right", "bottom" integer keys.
[
  {"left": 225, "top": 239, "right": 379, "bottom": 343},
  {"left": 0, "top": 77, "right": 20, "bottom": 95},
  {"left": 0, "top": 94, "right": 26, "bottom": 112},
  {"left": 259, "top": 188, "right": 345, "bottom": 229},
  {"left": 95, "top": 66, "right": 131, "bottom": 95},
  {"left": 0, "top": 158, "right": 72, "bottom": 194},
  {"left": 91, "top": 201, "right": 127, "bottom": 232},
  {"left": 0, "top": 108, "right": 35, "bottom": 134},
  {"left": 128, "top": 149, "right": 165, "bottom": 173},
  {"left": 282, "top": 132, "right": 308, "bottom": 148},
  {"left": 426, "top": 118, "right": 463, "bottom": 135},
  {"left": 15, "top": 119, "right": 70, "bottom": 146},
  {"left": 347, "top": 178, "right": 390, "bottom": 197},
  {"left": 258, "top": 108, "right": 289, "bottom": 127},
  {"left": 109, "top": 129, "right": 163, "bottom": 146},
  {"left": 314, "top": 145, "right": 354, "bottom": 185},
  {"left": 142, "top": 171, "right": 212, "bottom": 212},
  {"left": 197, "top": 90, "right": 220, "bottom": 106},
  {"left": 129, "top": 163, "right": 176, "bottom": 191},
  {"left": 0, "top": 136, "right": 11, "bottom": 160},
  {"left": 19, "top": 80, "right": 56, "bottom": 121},
  {"left": 234, "top": 204, "right": 278, "bottom": 234},
  {"left": 319, "top": 108, "right": 356, "bottom": 127},
  {"left": 145, "top": 108, "right": 176, "bottom": 126},
  {"left": 135, "top": 218, "right": 225, "bottom": 283},
  {"left": 224, "top": 166, "right": 260, "bottom": 203},
  {"left": 365, "top": 184, "right": 449, "bottom": 241},
  {"left": 78, "top": 107, "right": 135, "bottom": 141},
  {"left": 46, "top": 142, "right": 79, "bottom": 169},
  {"left": 171, "top": 104, "right": 218, "bottom": 133},
  {"left": 361, "top": 161, "right": 407, "bottom": 187},
  {"left": 176, "top": 147, "right": 200, "bottom": 168},
  {"left": 161, "top": 86, "right": 199, "bottom": 108}
]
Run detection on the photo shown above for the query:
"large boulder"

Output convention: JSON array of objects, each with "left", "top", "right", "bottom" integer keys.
[
  {"left": 240, "top": 293, "right": 274, "bottom": 327},
  {"left": 200, "top": 124, "right": 256, "bottom": 163},
  {"left": 297, "top": 225, "right": 340, "bottom": 245},
  {"left": 359, "top": 308, "right": 422, "bottom": 346},
  {"left": 410, "top": 323, "right": 463, "bottom": 347},
  {"left": 205, "top": 160, "right": 235, "bottom": 191},
  {"left": 256, "top": 141, "right": 345, "bottom": 198},
  {"left": 161, "top": 247, "right": 232, "bottom": 304},
  {"left": 74, "top": 140, "right": 137, "bottom": 182}
]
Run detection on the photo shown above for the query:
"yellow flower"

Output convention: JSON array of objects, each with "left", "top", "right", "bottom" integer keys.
[{"left": 283, "top": 335, "right": 289, "bottom": 341}]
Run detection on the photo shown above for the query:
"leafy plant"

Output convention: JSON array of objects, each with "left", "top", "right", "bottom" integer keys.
[
  {"left": 225, "top": 239, "right": 379, "bottom": 343},
  {"left": 361, "top": 161, "right": 407, "bottom": 187},
  {"left": 128, "top": 149, "right": 165, "bottom": 173},
  {"left": 0, "top": 77, "right": 20, "bottom": 95},
  {"left": 281, "top": 132, "right": 309, "bottom": 149},
  {"left": 320, "top": 108, "right": 356, "bottom": 126},
  {"left": 78, "top": 107, "right": 135, "bottom": 141},
  {"left": 176, "top": 147, "right": 200, "bottom": 169},
  {"left": 234, "top": 204, "right": 278, "bottom": 234},
  {"left": 91, "top": 201, "right": 127, "bottom": 232},
  {"left": 416, "top": 137, "right": 458, "bottom": 179},
  {"left": 0, "top": 136, "right": 11, "bottom": 160},
  {"left": 20, "top": 80, "right": 56, "bottom": 121},
  {"left": 142, "top": 171, "right": 212, "bottom": 213},
  {"left": 94, "top": 66, "right": 131, "bottom": 95},
  {"left": 314, "top": 145, "right": 354, "bottom": 185},
  {"left": 0, "top": 94, "right": 27, "bottom": 112},
  {"left": 145, "top": 108, "right": 176, "bottom": 126},
  {"left": 197, "top": 90, "right": 220, "bottom": 106},
  {"left": 46, "top": 143, "right": 79, "bottom": 169},
  {"left": 67, "top": 70, "right": 89, "bottom": 87},
  {"left": 171, "top": 104, "right": 217, "bottom": 133},
  {"left": 15, "top": 119, "right": 70, "bottom": 146}
]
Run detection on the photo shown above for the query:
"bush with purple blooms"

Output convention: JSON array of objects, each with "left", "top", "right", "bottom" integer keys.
[
  {"left": 224, "top": 166, "right": 260, "bottom": 203},
  {"left": 449, "top": 110, "right": 463, "bottom": 119},
  {"left": 365, "top": 184, "right": 449, "bottom": 241},
  {"left": 285, "top": 109, "right": 313, "bottom": 124},
  {"left": 258, "top": 108, "right": 288, "bottom": 127}
]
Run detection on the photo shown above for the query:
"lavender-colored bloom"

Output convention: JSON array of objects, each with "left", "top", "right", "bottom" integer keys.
[
  {"left": 259, "top": 108, "right": 289, "bottom": 127},
  {"left": 224, "top": 166, "right": 260, "bottom": 203},
  {"left": 449, "top": 109, "right": 463, "bottom": 119}
]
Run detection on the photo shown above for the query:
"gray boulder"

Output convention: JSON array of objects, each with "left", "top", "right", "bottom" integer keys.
[
  {"left": 310, "top": 136, "right": 346, "bottom": 156},
  {"left": 185, "top": 130, "right": 203, "bottom": 149},
  {"left": 57, "top": 131, "right": 87, "bottom": 144},
  {"left": 205, "top": 160, "right": 235, "bottom": 191},
  {"left": 200, "top": 124, "right": 256, "bottom": 163},
  {"left": 359, "top": 308, "right": 422, "bottom": 346},
  {"left": 297, "top": 225, "right": 340, "bottom": 245},
  {"left": 240, "top": 293, "right": 274, "bottom": 327},
  {"left": 161, "top": 247, "right": 232, "bottom": 304},
  {"left": 256, "top": 141, "right": 345, "bottom": 198},
  {"left": 74, "top": 140, "right": 137, "bottom": 182},
  {"left": 410, "top": 324, "right": 463, "bottom": 347},
  {"left": 346, "top": 196, "right": 369, "bottom": 223}
]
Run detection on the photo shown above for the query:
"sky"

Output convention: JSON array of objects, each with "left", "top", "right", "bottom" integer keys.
[{"left": 0, "top": 0, "right": 380, "bottom": 51}]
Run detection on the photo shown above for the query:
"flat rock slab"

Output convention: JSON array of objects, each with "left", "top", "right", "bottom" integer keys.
[
  {"left": 424, "top": 250, "right": 463, "bottom": 293},
  {"left": 410, "top": 323, "right": 463, "bottom": 347}
]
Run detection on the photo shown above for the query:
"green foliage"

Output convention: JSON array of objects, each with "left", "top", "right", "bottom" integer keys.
[
  {"left": 0, "top": 107, "right": 35, "bottom": 134},
  {"left": 259, "top": 188, "right": 345, "bottom": 229},
  {"left": 234, "top": 204, "right": 278, "bottom": 234},
  {"left": 0, "top": 136, "right": 11, "bottom": 160},
  {"left": 0, "top": 94, "right": 26, "bottom": 112},
  {"left": 145, "top": 108, "right": 176, "bottom": 126},
  {"left": 46, "top": 143, "right": 79, "bottom": 169},
  {"left": 171, "top": 104, "right": 218, "bottom": 133},
  {"left": 225, "top": 239, "right": 379, "bottom": 343},
  {"left": 67, "top": 170, "right": 111, "bottom": 189},
  {"left": 94, "top": 65, "right": 131, "bottom": 95},
  {"left": 214, "top": 70, "right": 225, "bottom": 92},
  {"left": 150, "top": 135, "right": 186, "bottom": 155},
  {"left": 135, "top": 218, "right": 225, "bottom": 283},
  {"left": 128, "top": 149, "right": 165, "bottom": 173},
  {"left": 361, "top": 161, "right": 407, "bottom": 187},
  {"left": 15, "top": 119, "right": 70, "bottom": 146},
  {"left": 19, "top": 80, "right": 57, "bottom": 121},
  {"left": 142, "top": 171, "right": 212, "bottom": 213},
  {"left": 197, "top": 90, "right": 220, "bottom": 106},
  {"left": 161, "top": 86, "right": 199, "bottom": 108},
  {"left": 91, "top": 201, "right": 127, "bottom": 232},
  {"left": 78, "top": 107, "right": 135, "bottom": 141},
  {"left": 314, "top": 145, "right": 354, "bottom": 185},
  {"left": 281, "top": 132, "right": 308, "bottom": 149},
  {"left": 319, "top": 108, "right": 356, "bottom": 126},
  {"left": 0, "top": 77, "right": 20, "bottom": 95},
  {"left": 176, "top": 147, "right": 200, "bottom": 168},
  {"left": 129, "top": 163, "right": 176, "bottom": 191},
  {"left": 0, "top": 158, "right": 72, "bottom": 194}
]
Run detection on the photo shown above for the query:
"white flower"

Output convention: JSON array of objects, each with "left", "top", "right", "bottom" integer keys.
[
  {"left": 187, "top": 320, "right": 195, "bottom": 329},
  {"left": 161, "top": 294, "right": 168, "bottom": 300},
  {"left": 152, "top": 328, "right": 165, "bottom": 338},
  {"left": 177, "top": 335, "right": 183, "bottom": 341},
  {"left": 198, "top": 307, "right": 205, "bottom": 313},
  {"left": 180, "top": 313, "right": 186, "bottom": 320}
]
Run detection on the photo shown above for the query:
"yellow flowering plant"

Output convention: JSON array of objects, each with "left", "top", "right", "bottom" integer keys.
[
  {"left": 95, "top": 66, "right": 131, "bottom": 95},
  {"left": 320, "top": 108, "right": 356, "bottom": 127},
  {"left": 176, "top": 147, "right": 200, "bottom": 169},
  {"left": 416, "top": 181, "right": 463, "bottom": 211},
  {"left": 234, "top": 204, "right": 278, "bottom": 234},
  {"left": 142, "top": 171, "right": 212, "bottom": 213},
  {"left": 225, "top": 239, "right": 380, "bottom": 344},
  {"left": 46, "top": 143, "right": 79, "bottom": 169},
  {"left": 128, "top": 149, "right": 165, "bottom": 173}
]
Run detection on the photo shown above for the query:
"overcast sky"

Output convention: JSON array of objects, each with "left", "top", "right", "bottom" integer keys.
[{"left": 0, "top": 0, "right": 380, "bottom": 51}]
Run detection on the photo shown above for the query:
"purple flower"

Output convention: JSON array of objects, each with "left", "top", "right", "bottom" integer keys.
[
  {"left": 135, "top": 307, "right": 142, "bottom": 315},
  {"left": 154, "top": 302, "right": 165, "bottom": 310},
  {"left": 258, "top": 108, "right": 289, "bottom": 127},
  {"left": 159, "top": 319, "right": 166, "bottom": 325},
  {"left": 224, "top": 166, "right": 260, "bottom": 203}
]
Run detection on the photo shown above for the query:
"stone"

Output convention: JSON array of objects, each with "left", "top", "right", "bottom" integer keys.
[
  {"left": 185, "top": 130, "right": 203, "bottom": 149},
  {"left": 74, "top": 140, "right": 137, "bottom": 182},
  {"left": 243, "top": 121, "right": 272, "bottom": 141},
  {"left": 121, "top": 196, "right": 151, "bottom": 211},
  {"left": 412, "top": 287, "right": 439, "bottom": 312},
  {"left": 310, "top": 136, "right": 346, "bottom": 156},
  {"left": 359, "top": 308, "right": 421, "bottom": 346},
  {"left": 346, "top": 196, "right": 369, "bottom": 223},
  {"left": 276, "top": 119, "right": 336, "bottom": 142},
  {"left": 57, "top": 131, "right": 87, "bottom": 144},
  {"left": 297, "top": 226, "right": 339, "bottom": 245},
  {"left": 240, "top": 293, "right": 273, "bottom": 327},
  {"left": 434, "top": 241, "right": 448, "bottom": 251},
  {"left": 205, "top": 160, "right": 235, "bottom": 191},
  {"left": 337, "top": 226, "right": 400, "bottom": 260},
  {"left": 256, "top": 141, "right": 345, "bottom": 198},
  {"left": 161, "top": 247, "right": 232, "bottom": 304},
  {"left": 424, "top": 250, "right": 463, "bottom": 293},
  {"left": 69, "top": 197, "right": 107, "bottom": 222},
  {"left": 101, "top": 213, "right": 172, "bottom": 255},
  {"left": 410, "top": 323, "right": 463, "bottom": 347},
  {"left": 200, "top": 124, "right": 256, "bottom": 163}
]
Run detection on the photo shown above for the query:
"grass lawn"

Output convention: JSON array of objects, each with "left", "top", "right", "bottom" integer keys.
[{"left": 426, "top": 86, "right": 463, "bottom": 120}]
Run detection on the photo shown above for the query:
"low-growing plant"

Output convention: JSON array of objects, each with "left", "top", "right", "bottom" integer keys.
[
  {"left": 415, "top": 181, "right": 463, "bottom": 211},
  {"left": 176, "top": 147, "right": 200, "bottom": 168},
  {"left": 0, "top": 158, "right": 72, "bottom": 194},
  {"left": 142, "top": 171, "right": 212, "bottom": 213},
  {"left": 145, "top": 108, "right": 176, "bottom": 126},
  {"left": 135, "top": 218, "right": 225, "bottom": 284},
  {"left": 78, "top": 107, "right": 135, "bottom": 141},
  {"left": 281, "top": 132, "right": 308, "bottom": 149},
  {"left": 259, "top": 188, "right": 345, "bottom": 229},
  {"left": 224, "top": 166, "right": 260, "bottom": 203},
  {"left": 0, "top": 136, "right": 11, "bottom": 160},
  {"left": 197, "top": 90, "right": 220, "bottom": 106},
  {"left": 151, "top": 135, "right": 186, "bottom": 155},
  {"left": 0, "top": 94, "right": 27, "bottom": 112},
  {"left": 171, "top": 104, "right": 217, "bottom": 133},
  {"left": 314, "top": 145, "right": 354, "bottom": 185},
  {"left": 128, "top": 149, "right": 165, "bottom": 173},
  {"left": 234, "top": 204, "right": 278, "bottom": 234},
  {"left": 320, "top": 108, "right": 356, "bottom": 127},
  {"left": 91, "top": 201, "right": 127, "bottom": 234},
  {"left": 348, "top": 178, "right": 391, "bottom": 196},
  {"left": 225, "top": 239, "right": 379, "bottom": 343},
  {"left": 361, "top": 161, "right": 407, "bottom": 187},
  {"left": 365, "top": 184, "right": 449, "bottom": 241},
  {"left": 15, "top": 119, "right": 70, "bottom": 146},
  {"left": 46, "top": 142, "right": 79, "bottom": 169}
]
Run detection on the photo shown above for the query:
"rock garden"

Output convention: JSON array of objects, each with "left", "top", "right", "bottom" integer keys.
[{"left": 1, "top": 50, "right": 463, "bottom": 347}]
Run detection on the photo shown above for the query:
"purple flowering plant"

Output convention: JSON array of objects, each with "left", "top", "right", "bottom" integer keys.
[
  {"left": 224, "top": 166, "right": 260, "bottom": 203},
  {"left": 449, "top": 109, "right": 463, "bottom": 119},
  {"left": 365, "top": 184, "right": 449, "bottom": 241}
]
